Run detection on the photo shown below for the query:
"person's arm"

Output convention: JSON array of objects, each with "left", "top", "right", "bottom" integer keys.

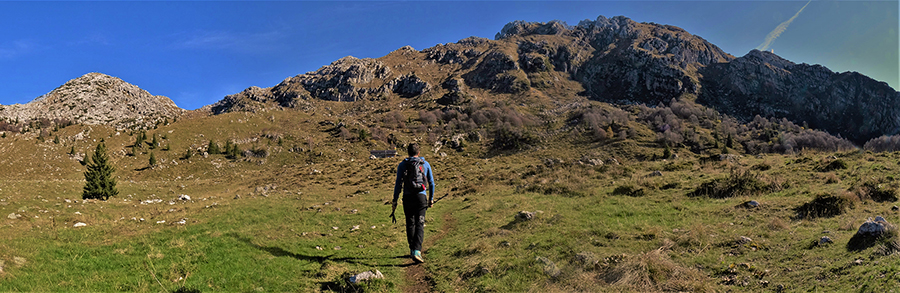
[
  {"left": 393, "top": 161, "right": 404, "bottom": 206},
  {"left": 426, "top": 161, "right": 435, "bottom": 204}
]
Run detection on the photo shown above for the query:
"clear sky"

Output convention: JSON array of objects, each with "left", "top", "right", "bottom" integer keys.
[{"left": 0, "top": 1, "right": 896, "bottom": 110}]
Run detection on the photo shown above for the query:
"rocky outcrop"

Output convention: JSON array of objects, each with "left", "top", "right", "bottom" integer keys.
[
  {"left": 389, "top": 73, "right": 431, "bottom": 97},
  {"left": 698, "top": 50, "right": 900, "bottom": 144},
  {"left": 0, "top": 73, "right": 183, "bottom": 129}
]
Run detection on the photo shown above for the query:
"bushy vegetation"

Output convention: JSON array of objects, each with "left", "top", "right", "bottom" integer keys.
[{"left": 689, "top": 169, "right": 780, "bottom": 198}]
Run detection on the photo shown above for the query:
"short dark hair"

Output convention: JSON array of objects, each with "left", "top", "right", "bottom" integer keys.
[{"left": 407, "top": 143, "right": 419, "bottom": 157}]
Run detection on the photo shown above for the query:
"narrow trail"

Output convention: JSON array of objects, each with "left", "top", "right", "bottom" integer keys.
[{"left": 403, "top": 210, "right": 456, "bottom": 293}]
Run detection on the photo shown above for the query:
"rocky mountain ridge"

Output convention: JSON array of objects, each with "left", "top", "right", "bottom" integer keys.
[
  {"left": 0, "top": 73, "right": 184, "bottom": 130},
  {"left": 211, "top": 14, "right": 897, "bottom": 145}
]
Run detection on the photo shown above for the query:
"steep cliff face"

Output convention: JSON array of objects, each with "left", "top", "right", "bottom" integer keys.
[
  {"left": 699, "top": 50, "right": 900, "bottom": 144},
  {"left": 0, "top": 73, "right": 183, "bottom": 129}
]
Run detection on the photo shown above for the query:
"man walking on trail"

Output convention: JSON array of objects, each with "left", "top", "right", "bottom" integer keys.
[{"left": 392, "top": 143, "right": 435, "bottom": 263}]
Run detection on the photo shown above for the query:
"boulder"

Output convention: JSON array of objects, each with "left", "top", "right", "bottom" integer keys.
[
  {"left": 857, "top": 216, "right": 892, "bottom": 237},
  {"left": 349, "top": 270, "right": 383, "bottom": 283},
  {"left": 73, "top": 222, "right": 87, "bottom": 227}
]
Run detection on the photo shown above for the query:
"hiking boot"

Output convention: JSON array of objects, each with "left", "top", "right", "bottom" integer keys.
[{"left": 412, "top": 250, "right": 424, "bottom": 263}]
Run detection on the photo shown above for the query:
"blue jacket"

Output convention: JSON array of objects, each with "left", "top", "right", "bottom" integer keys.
[{"left": 393, "top": 156, "right": 435, "bottom": 203}]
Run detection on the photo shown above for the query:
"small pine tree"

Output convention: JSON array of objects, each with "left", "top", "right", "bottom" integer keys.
[
  {"left": 1, "top": 132, "right": 6, "bottom": 138},
  {"left": 150, "top": 134, "right": 159, "bottom": 149},
  {"left": 53, "top": 135, "right": 60, "bottom": 144},
  {"left": 131, "top": 145, "right": 138, "bottom": 156},
  {"left": 69, "top": 145, "right": 75, "bottom": 155},
  {"left": 663, "top": 144, "right": 672, "bottom": 159},
  {"left": 134, "top": 132, "right": 145, "bottom": 148},
  {"left": 149, "top": 152, "right": 157, "bottom": 167},
  {"left": 181, "top": 148, "right": 193, "bottom": 160},
  {"left": 228, "top": 143, "right": 241, "bottom": 159},
  {"left": 726, "top": 134, "right": 734, "bottom": 149},
  {"left": 208, "top": 140, "right": 221, "bottom": 154},
  {"left": 82, "top": 141, "right": 118, "bottom": 200}
]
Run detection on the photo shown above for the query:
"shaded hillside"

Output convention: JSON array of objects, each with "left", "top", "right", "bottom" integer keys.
[
  {"left": 0, "top": 73, "right": 184, "bottom": 131},
  {"left": 699, "top": 50, "right": 900, "bottom": 145}
]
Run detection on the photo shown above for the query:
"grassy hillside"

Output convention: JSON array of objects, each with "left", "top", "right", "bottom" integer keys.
[{"left": 1, "top": 94, "right": 899, "bottom": 292}]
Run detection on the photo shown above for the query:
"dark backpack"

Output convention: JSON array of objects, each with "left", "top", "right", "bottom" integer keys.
[{"left": 404, "top": 157, "right": 427, "bottom": 193}]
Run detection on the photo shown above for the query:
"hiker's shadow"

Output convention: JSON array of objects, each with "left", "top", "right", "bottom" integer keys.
[{"left": 228, "top": 232, "right": 416, "bottom": 267}]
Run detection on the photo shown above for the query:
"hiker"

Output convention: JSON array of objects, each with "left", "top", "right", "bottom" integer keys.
[{"left": 392, "top": 143, "right": 435, "bottom": 263}]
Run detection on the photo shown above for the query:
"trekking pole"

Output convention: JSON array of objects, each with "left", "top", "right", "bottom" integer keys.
[
  {"left": 389, "top": 203, "right": 397, "bottom": 224},
  {"left": 432, "top": 193, "right": 450, "bottom": 204}
]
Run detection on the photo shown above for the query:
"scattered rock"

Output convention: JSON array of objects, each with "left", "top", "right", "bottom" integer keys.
[
  {"left": 515, "top": 211, "right": 535, "bottom": 222},
  {"left": 819, "top": 236, "right": 833, "bottom": 246},
  {"left": 737, "top": 236, "right": 753, "bottom": 245},
  {"left": 176, "top": 219, "right": 187, "bottom": 225},
  {"left": 893, "top": 206, "right": 899, "bottom": 211},
  {"left": 719, "top": 154, "right": 740, "bottom": 162},
  {"left": 73, "top": 222, "right": 87, "bottom": 228},
  {"left": 234, "top": 194, "right": 241, "bottom": 199},
  {"left": 12, "top": 257, "right": 26, "bottom": 267},
  {"left": 743, "top": 200, "right": 760, "bottom": 209},
  {"left": 178, "top": 194, "right": 191, "bottom": 201},
  {"left": 648, "top": 170, "right": 663, "bottom": 177},
  {"left": 574, "top": 251, "right": 599, "bottom": 268},
  {"left": 349, "top": 269, "right": 384, "bottom": 283},
  {"left": 315, "top": 246, "right": 323, "bottom": 250},
  {"left": 156, "top": 220, "right": 166, "bottom": 224},
  {"left": 535, "top": 256, "right": 560, "bottom": 278},
  {"left": 334, "top": 246, "right": 341, "bottom": 250},
  {"left": 7, "top": 213, "right": 19, "bottom": 220},
  {"left": 351, "top": 225, "right": 360, "bottom": 232}
]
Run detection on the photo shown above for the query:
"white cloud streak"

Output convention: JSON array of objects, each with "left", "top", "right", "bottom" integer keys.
[
  {"left": 756, "top": 0, "right": 812, "bottom": 52},
  {"left": 0, "top": 40, "right": 37, "bottom": 59},
  {"left": 171, "top": 30, "right": 285, "bottom": 53}
]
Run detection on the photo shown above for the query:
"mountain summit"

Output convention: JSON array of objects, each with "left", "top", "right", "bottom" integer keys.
[{"left": 0, "top": 73, "right": 184, "bottom": 130}]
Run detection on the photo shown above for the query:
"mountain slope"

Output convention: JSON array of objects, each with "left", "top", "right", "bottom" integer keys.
[{"left": 0, "top": 73, "right": 184, "bottom": 130}]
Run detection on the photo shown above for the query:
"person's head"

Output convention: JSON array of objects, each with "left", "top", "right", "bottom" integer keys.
[{"left": 407, "top": 143, "right": 420, "bottom": 157}]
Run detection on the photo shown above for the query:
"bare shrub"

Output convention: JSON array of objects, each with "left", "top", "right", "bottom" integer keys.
[
  {"left": 419, "top": 110, "right": 437, "bottom": 126},
  {"left": 864, "top": 135, "right": 900, "bottom": 152}
]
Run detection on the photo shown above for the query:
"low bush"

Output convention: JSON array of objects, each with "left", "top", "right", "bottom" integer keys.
[
  {"left": 612, "top": 185, "right": 645, "bottom": 197},
  {"left": 689, "top": 170, "right": 774, "bottom": 198},
  {"left": 817, "top": 159, "right": 848, "bottom": 172},
  {"left": 857, "top": 182, "right": 898, "bottom": 203},
  {"left": 795, "top": 193, "right": 857, "bottom": 219}
]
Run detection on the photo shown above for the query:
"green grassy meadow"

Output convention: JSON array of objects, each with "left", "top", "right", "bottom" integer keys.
[{"left": 2, "top": 101, "right": 900, "bottom": 292}]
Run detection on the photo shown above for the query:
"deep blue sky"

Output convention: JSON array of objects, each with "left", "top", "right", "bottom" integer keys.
[{"left": 0, "top": 1, "right": 896, "bottom": 110}]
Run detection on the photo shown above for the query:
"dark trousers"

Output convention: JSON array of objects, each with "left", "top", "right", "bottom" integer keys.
[{"left": 403, "top": 192, "right": 428, "bottom": 252}]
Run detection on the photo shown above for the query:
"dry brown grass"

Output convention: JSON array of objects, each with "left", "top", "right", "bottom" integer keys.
[{"left": 599, "top": 245, "right": 714, "bottom": 292}]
